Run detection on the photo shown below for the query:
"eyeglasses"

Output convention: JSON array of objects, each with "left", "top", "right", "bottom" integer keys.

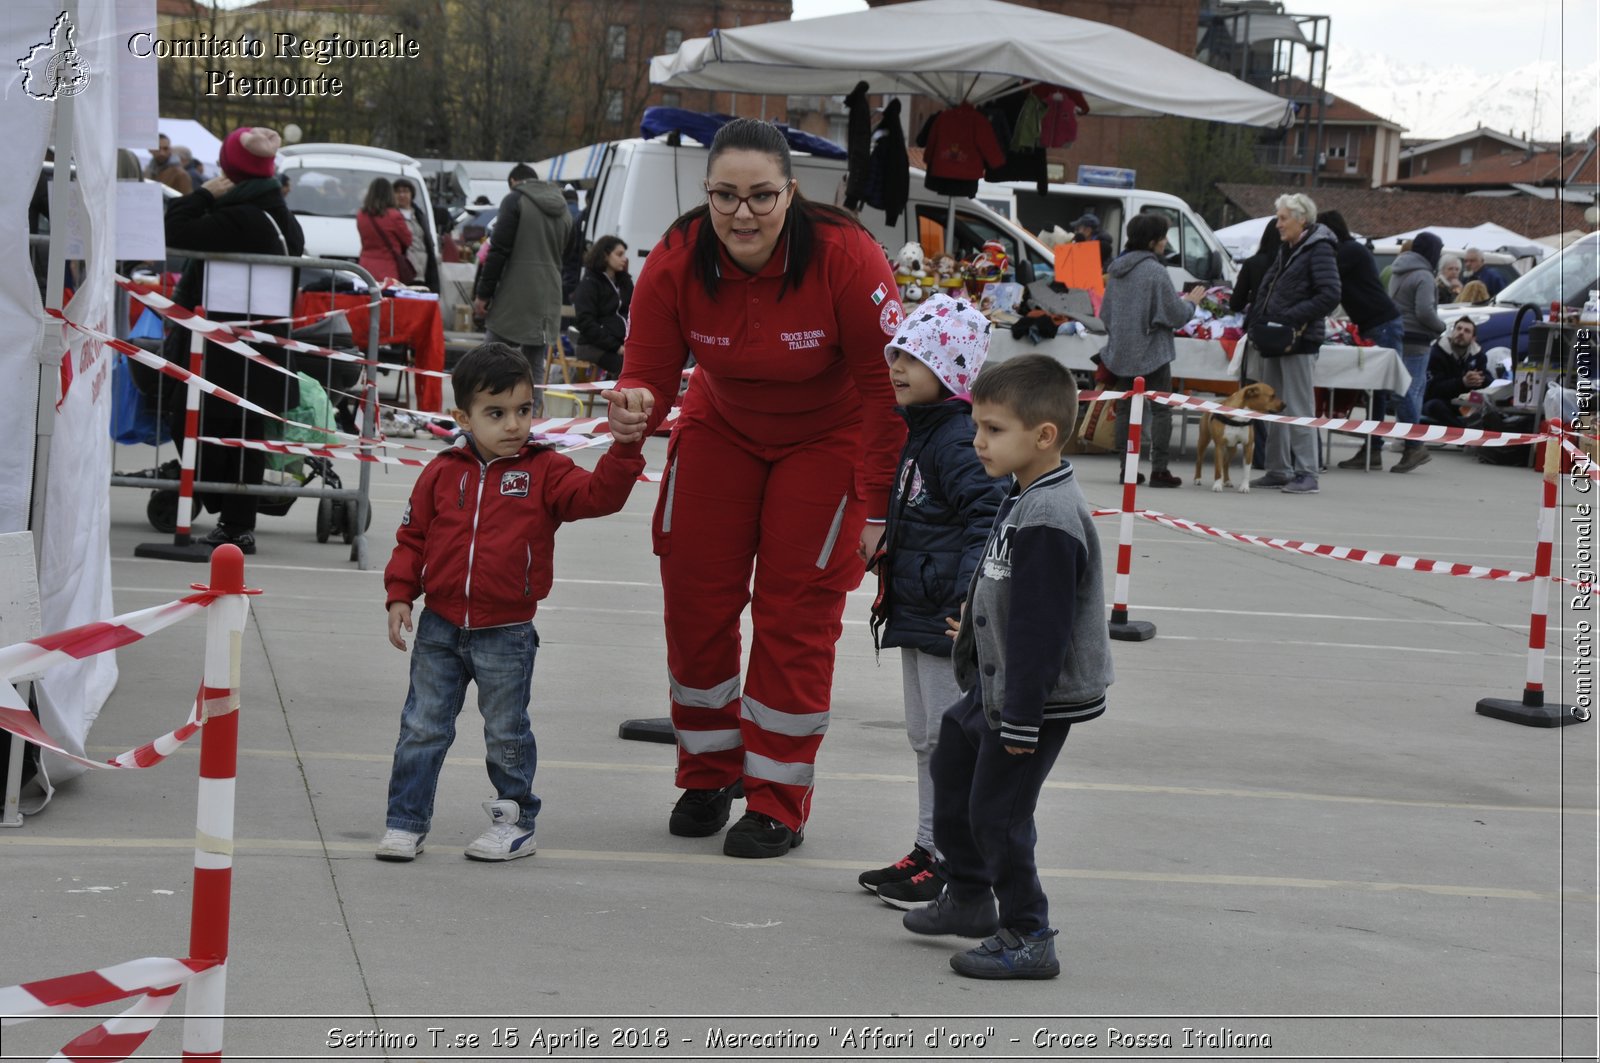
[{"left": 705, "top": 181, "right": 791, "bottom": 216}]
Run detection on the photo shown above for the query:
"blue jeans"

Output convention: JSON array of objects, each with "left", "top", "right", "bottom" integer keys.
[
  {"left": 385, "top": 608, "right": 541, "bottom": 833},
  {"left": 1392, "top": 342, "right": 1431, "bottom": 434}
]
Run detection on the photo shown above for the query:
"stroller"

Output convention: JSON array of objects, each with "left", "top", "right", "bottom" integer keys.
[{"left": 125, "top": 312, "right": 372, "bottom": 544}]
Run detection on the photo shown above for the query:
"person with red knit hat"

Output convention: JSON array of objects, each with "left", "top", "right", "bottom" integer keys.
[{"left": 162, "top": 126, "right": 304, "bottom": 554}]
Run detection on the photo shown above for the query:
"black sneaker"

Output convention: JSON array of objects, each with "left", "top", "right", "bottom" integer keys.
[
  {"left": 722, "top": 811, "right": 803, "bottom": 858},
  {"left": 949, "top": 927, "right": 1061, "bottom": 980},
  {"left": 877, "top": 866, "right": 945, "bottom": 910},
  {"left": 901, "top": 887, "right": 999, "bottom": 938},
  {"left": 668, "top": 783, "right": 739, "bottom": 837},
  {"left": 858, "top": 845, "right": 933, "bottom": 893},
  {"left": 201, "top": 524, "right": 256, "bottom": 555}
]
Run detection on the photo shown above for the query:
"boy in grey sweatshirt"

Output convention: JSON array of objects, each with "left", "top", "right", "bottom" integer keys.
[{"left": 900, "top": 355, "right": 1113, "bottom": 980}]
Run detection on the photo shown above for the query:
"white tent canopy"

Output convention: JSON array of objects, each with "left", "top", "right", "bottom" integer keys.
[
  {"left": 650, "top": 0, "right": 1295, "bottom": 126},
  {"left": 1377, "top": 222, "right": 1541, "bottom": 255},
  {"left": 1215, "top": 215, "right": 1273, "bottom": 259}
]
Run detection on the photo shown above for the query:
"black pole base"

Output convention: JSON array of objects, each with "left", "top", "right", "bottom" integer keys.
[
  {"left": 134, "top": 540, "right": 214, "bottom": 563},
  {"left": 1109, "top": 619, "right": 1156, "bottom": 642},
  {"left": 1476, "top": 697, "right": 1585, "bottom": 728},
  {"left": 619, "top": 717, "right": 676, "bottom": 744}
]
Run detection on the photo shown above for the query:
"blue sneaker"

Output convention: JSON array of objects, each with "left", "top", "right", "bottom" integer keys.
[
  {"left": 902, "top": 887, "right": 999, "bottom": 938},
  {"left": 949, "top": 927, "right": 1061, "bottom": 980},
  {"left": 464, "top": 800, "right": 536, "bottom": 861},
  {"left": 1280, "top": 473, "right": 1320, "bottom": 494}
]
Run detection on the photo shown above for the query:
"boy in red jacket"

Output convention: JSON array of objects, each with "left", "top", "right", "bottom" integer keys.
[{"left": 377, "top": 343, "right": 645, "bottom": 862}]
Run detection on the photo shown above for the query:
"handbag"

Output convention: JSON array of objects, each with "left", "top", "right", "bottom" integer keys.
[
  {"left": 1245, "top": 253, "right": 1305, "bottom": 357},
  {"left": 1248, "top": 319, "right": 1305, "bottom": 358}
]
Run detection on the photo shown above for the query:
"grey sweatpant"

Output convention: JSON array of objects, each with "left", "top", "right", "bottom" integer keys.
[
  {"left": 1259, "top": 351, "right": 1318, "bottom": 478},
  {"left": 901, "top": 647, "right": 963, "bottom": 854}
]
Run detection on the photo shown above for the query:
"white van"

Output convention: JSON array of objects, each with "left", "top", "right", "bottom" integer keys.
[
  {"left": 551, "top": 137, "right": 1060, "bottom": 284},
  {"left": 277, "top": 143, "right": 440, "bottom": 272},
  {"left": 976, "top": 179, "right": 1237, "bottom": 286}
]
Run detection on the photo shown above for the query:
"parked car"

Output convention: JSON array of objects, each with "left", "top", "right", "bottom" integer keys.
[
  {"left": 1438, "top": 232, "right": 1600, "bottom": 357},
  {"left": 277, "top": 143, "right": 439, "bottom": 276}
]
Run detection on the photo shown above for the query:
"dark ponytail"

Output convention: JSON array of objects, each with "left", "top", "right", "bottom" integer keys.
[{"left": 664, "top": 118, "right": 865, "bottom": 301}]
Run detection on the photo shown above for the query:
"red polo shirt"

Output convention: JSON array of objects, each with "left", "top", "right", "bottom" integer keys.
[{"left": 621, "top": 215, "right": 907, "bottom": 516}]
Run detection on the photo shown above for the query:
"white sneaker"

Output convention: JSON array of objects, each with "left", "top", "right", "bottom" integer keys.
[
  {"left": 375, "top": 828, "right": 425, "bottom": 862},
  {"left": 464, "top": 800, "right": 536, "bottom": 861}
]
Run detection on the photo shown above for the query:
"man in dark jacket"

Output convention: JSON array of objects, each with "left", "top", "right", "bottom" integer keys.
[
  {"left": 1246, "top": 193, "right": 1341, "bottom": 495},
  {"left": 1319, "top": 210, "right": 1403, "bottom": 470},
  {"left": 474, "top": 164, "right": 572, "bottom": 378},
  {"left": 1421, "top": 317, "right": 1488, "bottom": 427},
  {"left": 1071, "top": 212, "right": 1112, "bottom": 269},
  {"left": 161, "top": 126, "right": 303, "bottom": 554},
  {"left": 1461, "top": 248, "right": 1510, "bottom": 299}
]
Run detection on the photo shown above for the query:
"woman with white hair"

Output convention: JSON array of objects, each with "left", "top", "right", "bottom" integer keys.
[
  {"left": 1435, "top": 254, "right": 1464, "bottom": 305},
  {"left": 1243, "top": 192, "right": 1341, "bottom": 495}
]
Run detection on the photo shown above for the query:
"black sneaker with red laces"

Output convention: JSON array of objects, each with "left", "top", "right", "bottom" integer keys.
[
  {"left": 877, "top": 865, "right": 946, "bottom": 910},
  {"left": 858, "top": 845, "right": 934, "bottom": 894}
]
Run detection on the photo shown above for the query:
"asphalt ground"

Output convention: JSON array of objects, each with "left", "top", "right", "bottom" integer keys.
[{"left": 2, "top": 407, "right": 1596, "bottom": 1062}]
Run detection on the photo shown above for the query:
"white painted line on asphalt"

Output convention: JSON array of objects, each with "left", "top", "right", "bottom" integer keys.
[
  {"left": 1153, "top": 634, "right": 1534, "bottom": 658},
  {"left": 0, "top": 834, "right": 1585, "bottom": 903},
  {"left": 84, "top": 746, "right": 1592, "bottom": 817},
  {"left": 122, "top": 557, "right": 381, "bottom": 575}
]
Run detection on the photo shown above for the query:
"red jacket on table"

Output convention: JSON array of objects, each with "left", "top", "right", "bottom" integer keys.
[
  {"left": 384, "top": 437, "right": 645, "bottom": 629},
  {"left": 620, "top": 215, "right": 907, "bottom": 516}
]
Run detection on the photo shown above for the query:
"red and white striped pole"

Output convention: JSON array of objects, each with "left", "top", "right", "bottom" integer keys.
[
  {"left": 175, "top": 315, "right": 205, "bottom": 545},
  {"left": 1477, "top": 421, "right": 1579, "bottom": 727},
  {"left": 137, "top": 310, "right": 213, "bottom": 561},
  {"left": 182, "top": 544, "right": 254, "bottom": 1058},
  {"left": 1110, "top": 376, "right": 1155, "bottom": 641}
]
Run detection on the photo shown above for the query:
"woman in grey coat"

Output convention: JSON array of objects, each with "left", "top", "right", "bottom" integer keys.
[
  {"left": 1243, "top": 193, "right": 1342, "bottom": 495},
  {"left": 1098, "top": 212, "right": 1204, "bottom": 487}
]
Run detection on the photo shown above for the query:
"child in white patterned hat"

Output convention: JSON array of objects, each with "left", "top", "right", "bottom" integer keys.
[{"left": 857, "top": 292, "right": 1006, "bottom": 910}]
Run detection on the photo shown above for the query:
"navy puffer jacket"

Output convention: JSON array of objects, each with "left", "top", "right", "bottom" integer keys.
[
  {"left": 1248, "top": 223, "right": 1342, "bottom": 352},
  {"left": 875, "top": 399, "right": 1005, "bottom": 655}
]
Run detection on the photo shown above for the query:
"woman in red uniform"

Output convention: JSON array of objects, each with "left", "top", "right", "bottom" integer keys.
[{"left": 605, "top": 119, "right": 906, "bottom": 859}]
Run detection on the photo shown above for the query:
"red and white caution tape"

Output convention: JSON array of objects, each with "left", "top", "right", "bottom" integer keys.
[
  {"left": 199, "top": 435, "right": 665, "bottom": 483},
  {"left": 199, "top": 436, "right": 433, "bottom": 469},
  {"left": 0, "top": 596, "right": 214, "bottom": 682},
  {"left": 0, "top": 683, "right": 213, "bottom": 772},
  {"left": 1148, "top": 390, "right": 1547, "bottom": 447},
  {"left": 1128, "top": 508, "right": 1580, "bottom": 586},
  {"left": 0, "top": 955, "right": 219, "bottom": 1063},
  {"left": 0, "top": 593, "right": 248, "bottom": 771}
]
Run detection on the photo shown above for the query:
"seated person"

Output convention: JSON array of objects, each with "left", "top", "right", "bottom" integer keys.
[
  {"left": 1421, "top": 317, "right": 1488, "bottom": 428},
  {"left": 570, "top": 234, "right": 631, "bottom": 377}
]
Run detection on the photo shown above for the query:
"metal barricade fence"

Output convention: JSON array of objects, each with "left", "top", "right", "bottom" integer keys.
[{"left": 105, "top": 249, "right": 387, "bottom": 570}]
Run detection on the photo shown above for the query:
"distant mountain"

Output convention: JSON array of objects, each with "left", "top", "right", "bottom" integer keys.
[{"left": 1325, "top": 43, "right": 1598, "bottom": 142}]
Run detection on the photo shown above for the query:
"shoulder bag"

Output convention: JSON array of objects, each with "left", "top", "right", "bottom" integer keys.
[{"left": 1246, "top": 252, "right": 1304, "bottom": 358}]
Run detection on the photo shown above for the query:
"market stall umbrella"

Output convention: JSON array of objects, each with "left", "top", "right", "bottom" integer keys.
[{"left": 649, "top": 0, "right": 1294, "bottom": 127}]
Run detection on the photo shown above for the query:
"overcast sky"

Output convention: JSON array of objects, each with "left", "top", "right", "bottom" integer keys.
[{"left": 790, "top": 0, "right": 1599, "bottom": 78}]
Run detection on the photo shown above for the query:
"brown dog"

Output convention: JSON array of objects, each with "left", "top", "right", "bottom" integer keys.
[{"left": 1192, "top": 382, "right": 1287, "bottom": 492}]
